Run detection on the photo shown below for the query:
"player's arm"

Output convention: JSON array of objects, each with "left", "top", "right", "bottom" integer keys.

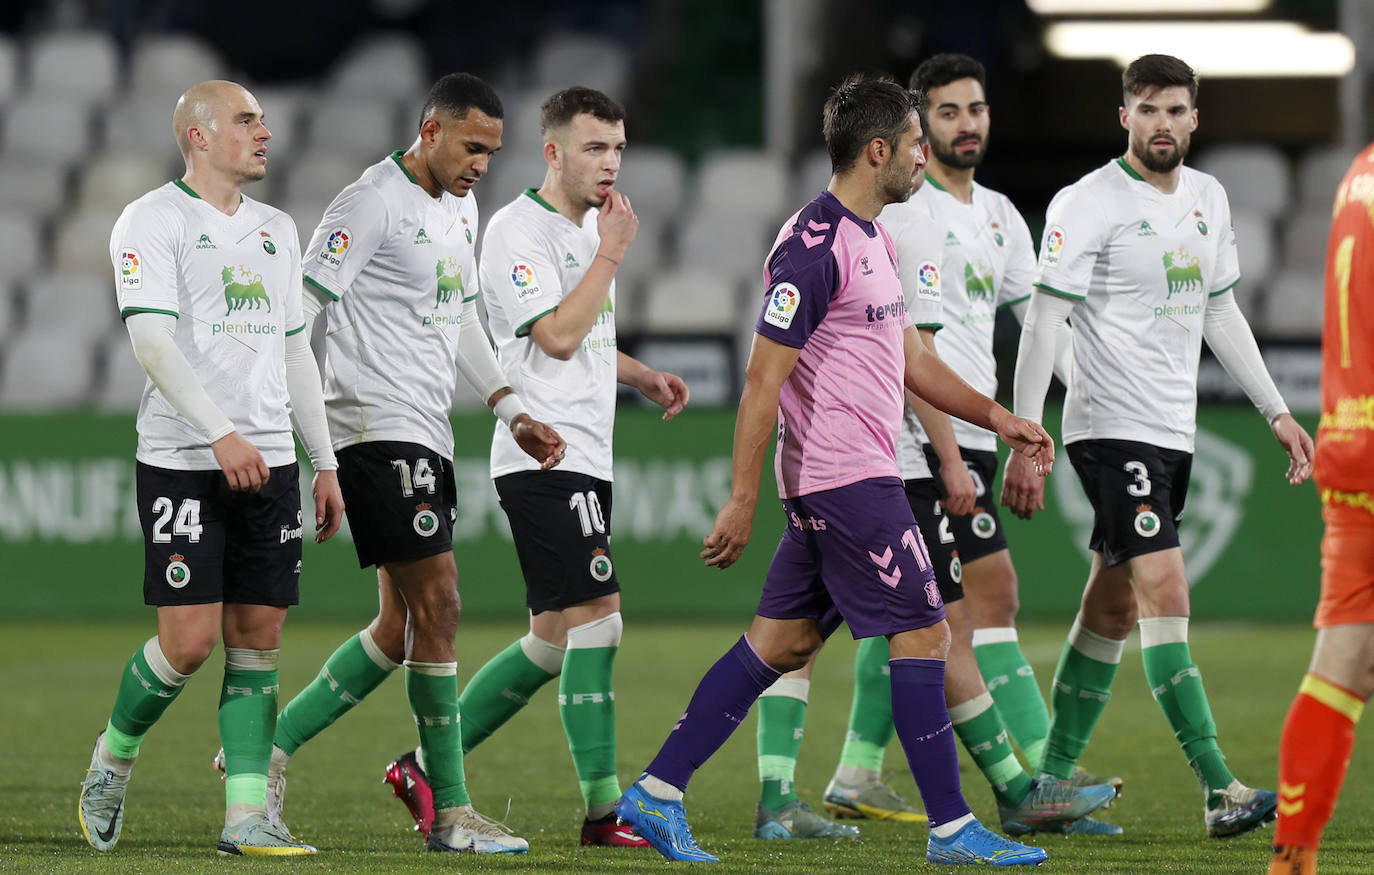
[
  {"left": 125, "top": 312, "right": 269, "bottom": 492},
  {"left": 1007, "top": 296, "right": 1073, "bottom": 387},
  {"left": 1003, "top": 289, "right": 1076, "bottom": 517},
  {"left": 616, "top": 350, "right": 689, "bottom": 421},
  {"left": 1202, "top": 290, "right": 1313, "bottom": 485},
  {"left": 903, "top": 325, "right": 1053, "bottom": 471},
  {"left": 701, "top": 334, "right": 802, "bottom": 570},
  {"left": 905, "top": 328, "right": 977, "bottom": 515},
  {"left": 527, "top": 191, "right": 638, "bottom": 360},
  {"left": 288, "top": 286, "right": 343, "bottom": 540}
]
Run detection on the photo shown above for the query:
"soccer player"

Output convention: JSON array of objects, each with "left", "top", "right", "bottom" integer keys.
[
  {"left": 1268, "top": 144, "right": 1374, "bottom": 875},
  {"left": 239, "top": 73, "right": 565, "bottom": 856},
  {"left": 1010, "top": 54, "right": 1314, "bottom": 839},
  {"left": 80, "top": 80, "right": 343, "bottom": 856},
  {"left": 615, "top": 74, "right": 1055, "bottom": 866}
]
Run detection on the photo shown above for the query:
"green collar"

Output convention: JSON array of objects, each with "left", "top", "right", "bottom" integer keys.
[
  {"left": 390, "top": 150, "right": 420, "bottom": 186},
  {"left": 173, "top": 178, "right": 242, "bottom": 205},
  {"left": 925, "top": 174, "right": 947, "bottom": 192},
  {"left": 1115, "top": 156, "right": 1145, "bottom": 181},
  {"left": 524, "top": 187, "right": 558, "bottom": 212}
]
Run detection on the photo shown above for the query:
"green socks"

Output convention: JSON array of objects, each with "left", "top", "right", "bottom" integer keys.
[
  {"left": 405, "top": 660, "right": 469, "bottom": 810},
  {"left": 1138, "top": 617, "right": 1235, "bottom": 803},
  {"left": 104, "top": 637, "right": 191, "bottom": 760},
  {"left": 560, "top": 614, "right": 622, "bottom": 819},
  {"left": 757, "top": 677, "right": 809, "bottom": 809},
  {"left": 950, "top": 691, "right": 1034, "bottom": 807},
  {"left": 275, "top": 628, "right": 398, "bottom": 755},
  {"left": 1042, "top": 617, "right": 1124, "bottom": 779},
  {"left": 219, "top": 648, "right": 280, "bottom": 823},
  {"left": 459, "top": 633, "right": 563, "bottom": 753},
  {"left": 837, "top": 636, "right": 895, "bottom": 774},
  {"left": 973, "top": 627, "right": 1051, "bottom": 768}
]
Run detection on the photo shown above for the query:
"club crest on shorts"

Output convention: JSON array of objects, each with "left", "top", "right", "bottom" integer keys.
[
  {"left": 949, "top": 551, "right": 962, "bottom": 585},
  {"left": 971, "top": 511, "right": 997, "bottom": 539},
  {"left": 925, "top": 579, "right": 941, "bottom": 608},
  {"left": 165, "top": 553, "right": 191, "bottom": 588},
  {"left": 589, "top": 548, "right": 613, "bottom": 583},
  {"left": 413, "top": 503, "right": 439, "bottom": 537},
  {"left": 1134, "top": 504, "right": 1161, "bottom": 538}
]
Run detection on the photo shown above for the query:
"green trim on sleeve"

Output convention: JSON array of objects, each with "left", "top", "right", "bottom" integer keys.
[
  {"left": 523, "top": 188, "right": 559, "bottom": 213},
  {"left": 390, "top": 150, "right": 420, "bottom": 186},
  {"left": 303, "top": 275, "right": 341, "bottom": 301},
  {"left": 1115, "top": 156, "right": 1145, "bottom": 181},
  {"left": 997, "top": 293, "right": 1031, "bottom": 311},
  {"left": 1209, "top": 277, "right": 1241, "bottom": 297},
  {"left": 1033, "top": 282, "right": 1086, "bottom": 301},
  {"left": 515, "top": 306, "right": 558, "bottom": 337},
  {"left": 120, "top": 306, "right": 179, "bottom": 321},
  {"left": 462, "top": 292, "right": 480, "bottom": 303},
  {"left": 915, "top": 322, "right": 944, "bottom": 331},
  {"left": 285, "top": 323, "right": 307, "bottom": 336}
]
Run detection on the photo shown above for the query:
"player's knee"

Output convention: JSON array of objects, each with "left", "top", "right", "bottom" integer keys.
[
  {"left": 755, "top": 632, "right": 822, "bottom": 673},
  {"left": 367, "top": 615, "right": 407, "bottom": 664},
  {"left": 162, "top": 631, "right": 219, "bottom": 673}
]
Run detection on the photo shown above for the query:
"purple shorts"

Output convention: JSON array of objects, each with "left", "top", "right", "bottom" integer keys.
[{"left": 757, "top": 477, "right": 945, "bottom": 640}]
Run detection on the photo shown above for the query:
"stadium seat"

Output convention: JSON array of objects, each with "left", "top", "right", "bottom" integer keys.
[
  {"left": 28, "top": 31, "right": 119, "bottom": 105},
  {"left": 497, "top": 89, "right": 547, "bottom": 152},
  {"left": 480, "top": 151, "right": 552, "bottom": 220},
  {"left": 129, "top": 34, "right": 225, "bottom": 108},
  {"left": 0, "top": 35, "right": 18, "bottom": 107},
  {"left": 326, "top": 32, "right": 427, "bottom": 102},
  {"left": 75, "top": 153, "right": 174, "bottom": 212},
  {"left": 94, "top": 332, "right": 150, "bottom": 412},
  {"left": 279, "top": 150, "right": 366, "bottom": 206},
  {"left": 0, "top": 280, "right": 17, "bottom": 339},
  {"left": 532, "top": 32, "right": 630, "bottom": 100},
  {"left": 0, "top": 327, "right": 98, "bottom": 409},
  {"left": 1, "top": 94, "right": 97, "bottom": 166},
  {"left": 0, "top": 159, "right": 69, "bottom": 220},
  {"left": 694, "top": 149, "right": 790, "bottom": 222},
  {"left": 1261, "top": 267, "right": 1324, "bottom": 338},
  {"left": 794, "top": 148, "right": 833, "bottom": 200},
  {"left": 52, "top": 207, "right": 122, "bottom": 275},
  {"left": 1195, "top": 144, "right": 1289, "bottom": 220},
  {"left": 282, "top": 198, "right": 331, "bottom": 249},
  {"left": 639, "top": 268, "right": 741, "bottom": 334},
  {"left": 21, "top": 270, "right": 118, "bottom": 345},
  {"left": 676, "top": 212, "right": 771, "bottom": 289},
  {"left": 0, "top": 211, "right": 44, "bottom": 283},
  {"left": 102, "top": 98, "right": 184, "bottom": 165},
  {"left": 616, "top": 147, "right": 687, "bottom": 224},
  {"left": 1281, "top": 209, "right": 1332, "bottom": 275},
  {"left": 1230, "top": 209, "right": 1274, "bottom": 304},
  {"left": 302, "top": 96, "right": 403, "bottom": 161},
  {"left": 1297, "top": 144, "right": 1360, "bottom": 211},
  {"left": 250, "top": 84, "right": 313, "bottom": 169}
]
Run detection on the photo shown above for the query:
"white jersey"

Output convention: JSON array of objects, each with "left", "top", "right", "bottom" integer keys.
[
  {"left": 302, "top": 152, "right": 480, "bottom": 458},
  {"left": 912, "top": 177, "right": 1036, "bottom": 451},
  {"left": 877, "top": 197, "right": 946, "bottom": 481},
  {"left": 1034, "top": 158, "right": 1241, "bottom": 452},
  {"left": 111, "top": 180, "right": 303, "bottom": 470},
  {"left": 482, "top": 189, "right": 617, "bottom": 481}
]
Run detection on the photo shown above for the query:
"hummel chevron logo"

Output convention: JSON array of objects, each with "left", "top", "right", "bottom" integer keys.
[
  {"left": 636, "top": 799, "right": 668, "bottom": 820},
  {"left": 807, "top": 220, "right": 831, "bottom": 231},
  {"left": 867, "top": 546, "right": 901, "bottom": 588},
  {"left": 801, "top": 231, "right": 826, "bottom": 248}
]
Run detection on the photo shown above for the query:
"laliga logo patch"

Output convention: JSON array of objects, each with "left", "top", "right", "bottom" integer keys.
[
  {"left": 119, "top": 248, "right": 142, "bottom": 290},
  {"left": 763, "top": 282, "right": 800, "bottom": 329},
  {"left": 971, "top": 511, "right": 997, "bottom": 539},
  {"left": 413, "top": 503, "right": 439, "bottom": 537},
  {"left": 1134, "top": 504, "right": 1161, "bottom": 538},
  {"left": 318, "top": 228, "right": 351, "bottom": 269},
  {"left": 916, "top": 261, "right": 941, "bottom": 302},
  {"left": 589, "top": 548, "right": 613, "bottom": 583},
  {"left": 511, "top": 263, "right": 541, "bottom": 300},
  {"left": 1043, "top": 225, "right": 1065, "bottom": 267},
  {"left": 165, "top": 553, "right": 191, "bottom": 589}
]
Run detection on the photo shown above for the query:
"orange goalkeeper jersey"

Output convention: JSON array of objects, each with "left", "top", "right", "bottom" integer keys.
[{"left": 1316, "top": 142, "right": 1374, "bottom": 506}]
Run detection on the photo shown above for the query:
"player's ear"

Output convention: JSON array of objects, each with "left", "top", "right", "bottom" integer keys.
[
  {"left": 543, "top": 139, "right": 561, "bottom": 170},
  {"left": 418, "top": 116, "right": 442, "bottom": 146},
  {"left": 868, "top": 136, "right": 888, "bottom": 167},
  {"left": 1118, "top": 105, "right": 1129, "bottom": 130}
]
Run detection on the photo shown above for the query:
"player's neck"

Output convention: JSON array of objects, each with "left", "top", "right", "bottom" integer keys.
[
  {"left": 928, "top": 162, "right": 974, "bottom": 204},
  {"left": 399, "top": 146, "right": 443, "bottom": 199},
  {"left": 1122, "top": 151, "right": 1182, "bottom": 195},
  {"left": 537, "top": 178, "right": 591, "bottom": 226},
  {"left": 180, "top": 170, "right": 243, "bottom": 216},
  {"left": 827, "top": 175, "right": 883, "bottom": 222}
]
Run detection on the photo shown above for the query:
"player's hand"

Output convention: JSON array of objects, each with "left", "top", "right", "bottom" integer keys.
[
  {"left": 312, "top": 470, "right": 345, "bottom": 543},
  {"left": 992, "top": 410, "right": 1055, "bottom": 476},
  {"left": 595, "top": 191, "right": 638, "bottom": 260},
  {"left": 211, "top": 431, "right": 270, "bottom": 492},
  {"left": 938, "top": 462, "right": 977, "bottom": 516},
  {"left": 638, "top": 369, "right": 690, "bottom": 421},
  {"left": 1270, "top": 413, "right": 1314, "bottom": 486},
  {"left": 1000, "top": 451, "right": 1046, "bottom": 520},
  {"left": 701, "top": 495, "right": 756, "bottom": 570},
  {"left": 511, "top": 413, "right": 567, "bottom": 470}
]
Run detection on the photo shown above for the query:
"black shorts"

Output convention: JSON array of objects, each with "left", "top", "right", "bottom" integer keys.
[
  {"left": 337, "top": 441, "right": 458, "bottom": 569},
  {"left": 921, "top": 445, "right": 1009, "bottom": 563},
  {"left": 903, "top": 478, "right": 964, "bottom": 604},
  {"left": 136, "top": 461, "right": 302, "bottom": 607},
  {"left": 1066, "top": 439, "right": 1193, "bottom": 567},
  {"left": 495, "top": 470, "right": 620, "bottom": 615}
]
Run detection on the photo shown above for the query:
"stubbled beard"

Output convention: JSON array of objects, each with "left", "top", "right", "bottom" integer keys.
[
  {"left": 932, "top": 135, "right": 985, "bottom": 169},
  {"left": 1134, "top": 135, "right": 1186, "bottom": 172}
]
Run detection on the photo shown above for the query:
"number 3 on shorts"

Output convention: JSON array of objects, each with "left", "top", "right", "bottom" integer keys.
[{"left": 1123, "top": 460, "right": 1151, "bottom": 497}]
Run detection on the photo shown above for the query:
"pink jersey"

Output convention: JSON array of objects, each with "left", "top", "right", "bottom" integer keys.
[{"left": 755, "top": 191, "right": 912, "bottom": 498}]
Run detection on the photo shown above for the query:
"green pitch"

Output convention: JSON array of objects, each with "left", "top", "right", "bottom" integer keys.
[{"left": 6, "top": 619, "right": 1372, "bottom": 873}]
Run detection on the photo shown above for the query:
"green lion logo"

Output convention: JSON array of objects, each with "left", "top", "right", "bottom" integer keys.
[
  {"left": 435, "top": 257, "right": 464, "bottom": 307},
  {"left": 221, "top": 265, "right": 271, "bottom": 314},
  {"left": 1163, "top": 248, "right": 1203, "bottom": 299},
  {"left": 963, "top": 260, "right": 995, "bottom": 303}
]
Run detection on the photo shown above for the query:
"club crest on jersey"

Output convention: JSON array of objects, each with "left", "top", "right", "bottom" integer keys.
[
  {"left": 991, "top": 221, "right": 1004, "bottom": 247},
  {"left": 1043, "top": 226, "right": 1065, "bottom": 266},
  {"left": 165, "top": 553, "right": 191, "bottom": 588},
  {"left": 260, "top": 231, "right": 277, "bottom": 256},
  {"left": 511, "top": 263, "right": 541, "bottom": 300},
  {"left": 949, "top": 551, "right": 962, "bottom": 584},
  {"left": 413, "top": 504, "right": 439, "bottom": 537},
  {"left": 1134, "top": 504, "right": 1161, "bottom": 538},
  {"left": 119, "top": 248, "right": 141, "bottom": 290},
  {"left": 763, "top": 282, "right": 800, "bottom": 329},
  {"left": 589, "top": 548, "right": 613, "bottom": 583},
  {"left": 916, "top": 261, "right": 941, "bottom": 302},
  {"left": 972, "top": 510, "right": 997, "bottom": 539},
  {"left": 1162, "top": 247, "right": 1203, "bottom": 298},
  {"left": 319, "top": 228, "right": 351, "bottom": 269}
]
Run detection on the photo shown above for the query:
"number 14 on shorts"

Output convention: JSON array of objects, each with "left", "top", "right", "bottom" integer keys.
[{"left": 868, "top": 527, "right": 931, "bottom": 588}]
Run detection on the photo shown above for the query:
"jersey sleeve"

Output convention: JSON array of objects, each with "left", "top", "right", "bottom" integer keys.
[
  {"left": 281, "top": 215, "right": 307, "bottom": 336},
  {"left": 1034, "top": 184, "right": 1108, "bottom": 301},
  {"left": 891, "top": 217, "right": 944, "bottom": 329},
  {"left": 482, "top": 219, "right": 564, "bottom": 337},
  {"left": 301, "top": 184, "right": 390, "bottom": 301},
  {"left": 754, "top": 232, "right": 839, "bottom": 348},
  {"left": 1208, "top": 184, "right": 1242, "bottom": 297},
  {"left": 111, "top": 200, "right": 183, "bottom": 320},
  {"left": 997, "top": 205, "right": 1036, "bottom": 309}
]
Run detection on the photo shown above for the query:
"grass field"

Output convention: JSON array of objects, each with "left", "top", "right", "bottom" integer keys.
[{"left": 5, "top": 618, "right": 1372, "bottom": 873}]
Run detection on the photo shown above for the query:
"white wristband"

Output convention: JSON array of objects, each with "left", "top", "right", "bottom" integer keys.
[{"left": 492, "top": 393, "right": 529, "bottom": 428}]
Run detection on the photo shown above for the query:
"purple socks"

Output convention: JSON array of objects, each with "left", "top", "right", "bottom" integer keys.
[{"left": 890, "top": 657, "right": 972, "bottom": 827}]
